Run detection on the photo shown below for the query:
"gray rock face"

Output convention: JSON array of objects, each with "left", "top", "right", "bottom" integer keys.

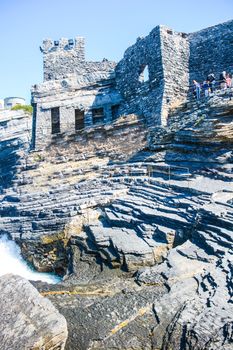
[
  {"left": 0, "top": 274, "right": 68, "bottom": 350},
  {"left": 1, "top": 80, "right": 233, "bottom": 348},
  {"left": 0, "top": 110, "right": 31, "bottom": 190},
  {"left": 0, "top": 116, "right": 147, "bottom": 275}
]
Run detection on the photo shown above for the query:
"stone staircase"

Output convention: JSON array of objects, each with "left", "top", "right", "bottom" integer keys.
[{"left": 149, "top": 90, "right": 233, "bottom": 170}]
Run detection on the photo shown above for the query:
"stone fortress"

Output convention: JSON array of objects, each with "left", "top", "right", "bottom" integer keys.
[
  {"left": 31, "top": 20, "right": 233, "bottom": 149},
  {"left": 0, "top": 19, "right": 233, "bottom": 350}
]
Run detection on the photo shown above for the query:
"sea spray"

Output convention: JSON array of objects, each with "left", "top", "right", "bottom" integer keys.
[{"left": 0, "top": 235, "right": 61, "bottom": 283}]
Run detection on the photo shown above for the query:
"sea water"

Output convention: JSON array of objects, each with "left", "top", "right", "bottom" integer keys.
[{"left": 0, "top": 235, "right": 61, "bottom": 284}]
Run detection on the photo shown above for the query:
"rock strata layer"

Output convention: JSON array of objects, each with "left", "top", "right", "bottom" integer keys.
[{"left": 0, "top": 90, "right": 233, "bottom": 349}]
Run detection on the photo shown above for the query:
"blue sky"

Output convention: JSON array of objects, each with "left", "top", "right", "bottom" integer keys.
[{"left": 0, "top": 0, "right": 232, "bottom": 103}]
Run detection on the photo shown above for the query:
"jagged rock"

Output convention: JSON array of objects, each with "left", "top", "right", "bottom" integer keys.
[
  {"left": 0, "top": 89, "right": 233, "bottom": 349},
  {"left": 0, "top": 274, "right": 68, "bottom": 350},
  {"left": 0, "top": 110, "right": 31, "bottom": 190}
]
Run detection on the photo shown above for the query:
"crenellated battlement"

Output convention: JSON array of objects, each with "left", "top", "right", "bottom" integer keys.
[
  {"left": 42, "top": 37, "right": 86, "bottom": 81},
  {"left": 40, "top": 37, "right": 85, "bottom": 56},
  {"left": 41, "top": 36, "right": 116, "bottom": 81}
]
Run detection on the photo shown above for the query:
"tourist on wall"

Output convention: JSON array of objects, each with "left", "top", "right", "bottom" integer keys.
[
  {"left": 207, "top": 73, "right": 216, "bottom": 92},
  {"left": 203, "top": 80, "right": 210, "bottom": 97},
  {"left": 192, "top": 80, "right": 201, "bottom": 100},
  {"left": 219, "top": 71, "right": 227, "bottom": 89},
  {"left": 226, "top": 74, "right": 232, "bottom": 88}
]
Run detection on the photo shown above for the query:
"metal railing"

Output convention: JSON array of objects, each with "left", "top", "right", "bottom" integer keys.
[
  {"left": 105, "top": 163, "right": 191, "bottom": 186},
  {"left": 0, "top": 162, "right": 191, "bottom": 191}
]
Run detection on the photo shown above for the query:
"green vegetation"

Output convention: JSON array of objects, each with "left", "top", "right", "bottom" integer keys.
[
  {"left": 11, "top": 104, "right": 33, "bottom": 114},
  {"left": 33, "top": 153, "right": 45, "bottom": 162},
  {"left": 194, "top": 114, "right": 205, "bottom": 127}
]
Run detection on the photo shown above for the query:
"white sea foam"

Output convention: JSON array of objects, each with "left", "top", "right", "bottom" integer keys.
[{"left": 0, "top": 235, "right": 61, "bottom": 284}]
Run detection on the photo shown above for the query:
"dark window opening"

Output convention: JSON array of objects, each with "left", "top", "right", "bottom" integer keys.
[
  {"left": 181, "top": 32, "right": 188, "bottom": 39},
  {"left": 167, "top": 30, "right": 173, "bottom": 35},
  {"left": 92, "top": 108, "right": 104, "bottom": 125},
  {"left": 54, "top": 40, "right": 59, "bottom": 46},
  {"left": 111, "top": 105, "right": 120, "bottom": 120},
  {"left": 31, "top": 103, "right": 37, "bottom": 150},
  {"left": 139, "top": 65, "right": 149, "bottom": 83},
  {"left": 51, "top": 107, "right": 60, "bottom": 134},
  {"left": 75, "top": 109, "right": 85, "bottom": 131}
]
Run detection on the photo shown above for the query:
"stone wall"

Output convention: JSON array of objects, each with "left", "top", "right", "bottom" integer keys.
[
  {"left": 31, "top": 78, "right": 122, "bottom": 149},
  {"left": 160, "top": 27, "right": 190, "bottom": 124},
  {"left": 41, "top": 37, "right": 116, "bottom": 81},
  {"left": 115, "top": 26, "right": 164, "bottom": 126},
  {"left": 32, "top": 37, "right": 121, "bottom": 149},
  {"left": 189, "top": 20, "right": 233, "bottom": 84},
  {"left": 115, "top": 25, "right": 190, "bottom": 126}
]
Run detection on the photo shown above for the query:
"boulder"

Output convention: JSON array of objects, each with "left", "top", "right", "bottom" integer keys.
[{"left": 0, "top": 274, "right": 68, "bottom": 350}]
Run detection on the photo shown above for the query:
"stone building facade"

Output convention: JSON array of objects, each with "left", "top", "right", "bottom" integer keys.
[{"left": 31, "top": 19, "right": 233, "bottom": 149}]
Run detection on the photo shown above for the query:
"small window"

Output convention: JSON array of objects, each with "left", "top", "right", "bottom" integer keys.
[
  {"left": 111, "top": 105, "right": 120, "bottom": 120},
  {"left": 139, "top": 65, "right": 149, "bottom": 83},
  {"left": 167, "top": 30, "right": 173, "bottom": 35},
  {"left": 51, "top": 107, "right": 60, "bottom": 134},
  {"left": 92, "top": 108, "right": 104, "bottom": 125},
  {"left": 75, "top": 109, "right": 85, "bottom": 131}
]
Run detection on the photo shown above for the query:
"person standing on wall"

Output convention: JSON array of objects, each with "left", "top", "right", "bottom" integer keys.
[
  {"left": 207, "top": 73, "right": 216, "bottom": 93},
  {"left": 203, "top": 80, "right": 210, "bottom": 98},
  {"left": 219, "top": 71, "right": 227, "bottom": 89},
  {"left": 193, "top": 80, "right": 201, "bottom": 100},
  {"left": 226, "top": 74, "right": 232, "bottom": 88}
]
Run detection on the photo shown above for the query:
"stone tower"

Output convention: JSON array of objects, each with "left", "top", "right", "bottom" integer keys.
[{"left": 40, "top": 37, "right": 85, "bottom": 81}]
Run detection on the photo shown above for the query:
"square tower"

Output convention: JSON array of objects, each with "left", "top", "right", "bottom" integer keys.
[{"left": 40, "top": 37, "right": 85, "bottom": 81}]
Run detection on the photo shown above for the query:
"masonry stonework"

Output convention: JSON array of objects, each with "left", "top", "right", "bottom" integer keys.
[
  {"left": 31, "top": 19, "right": 233, "bottom": 150},
  {"left": 189, "top": 20, "right": 233, "bottom": 84}
]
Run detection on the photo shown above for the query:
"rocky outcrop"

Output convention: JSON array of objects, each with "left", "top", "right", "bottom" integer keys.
[
  {"left": 136, "top": 193, "right": 233, "bottom": 349},
  {"left": 0, "top": 115, "right": 147, "bottom": 275},
  {"left": 42, "top": 91, "right": 232, "bottom": 349},
  {"left": 35, "top": 186, "right": 232, "bottom": 349},
  {"left": 0, "top": 90, "right": 233, "bottom": 349},
  {"left": 0, "top": 109, "right": 31, "bottom": 190},
  {"left": 0, "top": 274, "right": 68, "bottom": 350}
]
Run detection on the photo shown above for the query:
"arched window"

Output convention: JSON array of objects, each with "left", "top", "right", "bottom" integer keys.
[{"left": 139, "top": 65, "right": 149, "bottom": 83}]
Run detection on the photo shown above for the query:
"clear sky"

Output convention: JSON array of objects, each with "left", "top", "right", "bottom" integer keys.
[{"left": 0, "top": 0, "right": 232, "bottom": 103}]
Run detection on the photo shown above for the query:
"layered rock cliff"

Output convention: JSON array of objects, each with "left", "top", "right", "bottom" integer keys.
[
  {"left": 0, "top": 109, "right": 31, "bottom": 191},
  {"left": 0, "top": 90, "right": 233, "bottom": 349}
]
